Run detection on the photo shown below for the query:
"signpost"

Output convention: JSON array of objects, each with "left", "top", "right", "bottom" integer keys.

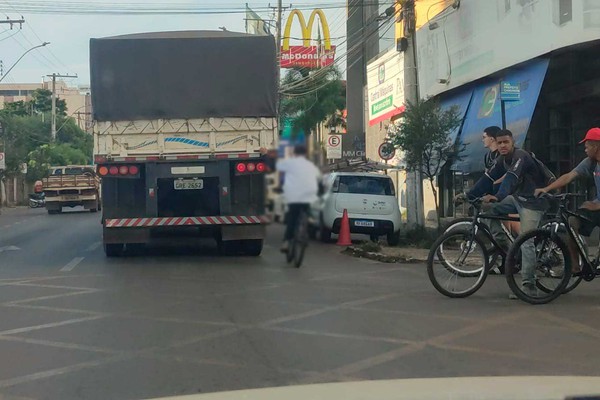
[
  {"left": 500, "top": 81, "right": 521, "bottom": 129},
  {"left": 326, "top": 134, "right": 342, "bottom": 159}
]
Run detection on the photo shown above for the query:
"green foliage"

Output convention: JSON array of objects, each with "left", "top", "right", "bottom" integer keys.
[
  {"left": 389, "top": 98, "right": 462, "bottom": 229},
  {"left": 280, "top": 67, "right": 346, "bottom": 136},
  {"left": 396, "top": 226, "right": 436, "bottom": 249},
  {"left": 3, "top": 101, "right": 29, "bottom": 117},
  {"left": 27, "top": 143, "right": 90, "bottom": 182},
  {"left": 30, "top": 89, "right": 67, "bottom": 115}
]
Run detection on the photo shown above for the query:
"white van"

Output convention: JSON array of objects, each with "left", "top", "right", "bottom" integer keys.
[{"left": 310, "top": 172, "right": 402, "bottom": 245}]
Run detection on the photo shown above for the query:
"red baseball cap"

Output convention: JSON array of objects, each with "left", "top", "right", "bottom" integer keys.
[{"left": 579, "top": 127, "right": 600, "bottom": 144}]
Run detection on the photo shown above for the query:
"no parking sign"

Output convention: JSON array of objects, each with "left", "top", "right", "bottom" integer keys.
[{"left": 0, "top": 153, "right": 5, "bottom": 170}]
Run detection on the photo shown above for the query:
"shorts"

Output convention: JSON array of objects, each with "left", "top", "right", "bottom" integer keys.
[{"left": 575, "top": 209, "right": 600, "bottom": 237}]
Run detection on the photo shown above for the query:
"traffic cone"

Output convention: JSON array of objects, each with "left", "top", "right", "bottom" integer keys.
[{"left": 337, "top": 209, "right": 352, "bottom": 246}]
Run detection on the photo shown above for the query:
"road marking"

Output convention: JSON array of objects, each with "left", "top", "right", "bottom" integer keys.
[
  {"left": 0, "top": 246, "right": 20, "bottom": 254},
  {"left": 0, "top": 315, "right": 106, "bottom": 336},
  {"left": 85, "top": 241, "right": 102, "bottom": 252},
  {"left": 60, "top": 257, "right": 85, "bottom": 272}
]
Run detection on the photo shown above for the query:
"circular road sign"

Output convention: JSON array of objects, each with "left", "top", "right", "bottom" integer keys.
[{"left": 378, "top": 142, "right": 396, "bottom": 161}]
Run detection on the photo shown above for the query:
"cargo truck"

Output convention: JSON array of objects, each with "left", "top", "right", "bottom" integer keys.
[{"left": 90, "top": 31, "right": 278, "bottom": 257}]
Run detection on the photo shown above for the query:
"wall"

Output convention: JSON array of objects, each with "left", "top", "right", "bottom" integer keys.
[{"left": 416, "top": 0, "right": 600, "bottom": 99}]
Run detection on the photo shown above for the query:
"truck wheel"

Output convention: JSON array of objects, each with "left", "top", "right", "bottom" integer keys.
[
  {"left": 48, "top": 209, "right": 60, "bottom": 215},
  {"left": 241, "top": 239, "right": 263, "bottom": 256},
  {"left": 104, "top": 243, "right": 124, "bottom": 257}
]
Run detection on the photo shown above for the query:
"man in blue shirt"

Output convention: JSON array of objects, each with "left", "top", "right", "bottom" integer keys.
[
  {"left": 535, "top": 127, "right": 600, "bottom": 269},
  {"left": 468, "top": 129, "right": 548, "bottom": 296}
]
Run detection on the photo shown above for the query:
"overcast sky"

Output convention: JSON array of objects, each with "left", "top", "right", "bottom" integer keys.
[{"left": 0, "top": 0, "right": 347, "bottom": 87}]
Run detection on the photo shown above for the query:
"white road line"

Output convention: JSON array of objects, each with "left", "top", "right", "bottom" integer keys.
[
  {"left": 60, "top": 257, "right": 85, "bottom": 272},
  {"left": 85, "top": 241, "right": 102, "bottom": 252}
]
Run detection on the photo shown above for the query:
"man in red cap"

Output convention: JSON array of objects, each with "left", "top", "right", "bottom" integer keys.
[{"left": 536, "top": 127, "right": 600, "bottom": 267}]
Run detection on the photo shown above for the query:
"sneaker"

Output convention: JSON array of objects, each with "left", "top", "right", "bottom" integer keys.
[
  {"left": 280, "top": 241, "right": 289, "bottom": 253},
  {"left": 522, "top": 282, "right": 538, "bottom": 297},
  {"left": 489, "top": 266, "right": 502, "bottom": 275}
]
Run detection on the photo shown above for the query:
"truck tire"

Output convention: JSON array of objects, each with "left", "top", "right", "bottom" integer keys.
[
  {"left": 104, "top": 243, "right": 124, "bottom": 257},
  {"left": 241, "top": 239, "right": 263, "bottom": 256},
  {"left": 48, "top": 209, "right": 61, "bottom": 215}
]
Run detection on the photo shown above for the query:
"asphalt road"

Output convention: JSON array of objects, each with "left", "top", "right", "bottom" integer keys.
[{"left": 1, "top": 207, "right": 600, "bottom": 400}]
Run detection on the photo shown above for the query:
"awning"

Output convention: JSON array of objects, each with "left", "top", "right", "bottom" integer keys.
[
  {"left": 452, "top": 58, "right": 550, "bottom": 173},
  {"left": 439, "top": 88, "right": 474, "bottom": 146}
]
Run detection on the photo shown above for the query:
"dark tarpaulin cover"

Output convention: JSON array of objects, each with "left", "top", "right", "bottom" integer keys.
[{"left": 90, "top": 31, "right": 277, "bottom": 121}]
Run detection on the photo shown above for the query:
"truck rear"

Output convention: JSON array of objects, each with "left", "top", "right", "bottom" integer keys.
[
  {"left": 43, "top": 165, "right": 100, "bottom": 214},
  {"left": 90, "top": 31, "right": 278, "bottom": 257}
]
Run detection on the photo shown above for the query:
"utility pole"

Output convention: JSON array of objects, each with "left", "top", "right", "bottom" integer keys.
[
  {"left": 0, "top": 18, "right": 25, "bottom": 29},
  {"left": 47, "top": 73, "right": 77, "bottom": 140},
  {"left": 401, "top": 0, "right": 424, "bottom": 227}
]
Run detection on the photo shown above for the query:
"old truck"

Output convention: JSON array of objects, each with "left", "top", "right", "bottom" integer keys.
[
  {"left": 90, "top": 31, "right": 278, "bottom": 257},
  {"left": 43, "top": 165, "right": 101, "bottom": 214}
]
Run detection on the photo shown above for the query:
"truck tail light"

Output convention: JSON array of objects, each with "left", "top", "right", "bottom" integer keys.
[
  {"left": 246, "top": 163, "right": 256, "bottom": 172},
  {"left": 119, "top": 166, "right": 129, "bottom": 175},
  {"left": 129, "top": 165, "right": 139, "bottom": 175},
  {"left": 256, "top": 162, "right": 266, "bottom": 172},
  {"left": 98, "top": 166, "right": 109, "bottom": 176},
  {"left": 236, "top": 163, "right": 247, "bottom": 173},
  {"left": 109, "top": 166, "right": 119, "bottom": 175}
]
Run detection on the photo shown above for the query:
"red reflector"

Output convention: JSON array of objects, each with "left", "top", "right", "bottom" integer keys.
[
  {"left": 119, "top": 166, "right": 129, "bottom": 175},
  {"left": 98, "top": 166, "right": 109, "bottom": 176},
  {"left": 256, "top": 163, "right": 266, "bottom": 172},
  {"left": 129, "top": 165, "right": 139, "bottom": 175},
  {"left": 236, "top": 163, "right": 246, "bottom": 173},
  {"left": 109, "top": 166, "right": 119, "bottom": 175},
  {"left": 246, "top": 163, "right": 256, "bottom": 172}
]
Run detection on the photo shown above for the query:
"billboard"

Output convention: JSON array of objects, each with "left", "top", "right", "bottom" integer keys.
[
  {"left": 366, "top": 48, "right": 405, "bottom": 126},
  {"left": 417, "top": 0, "right": 600, "bottom": 98},
  {"left": 281, "top": 9, "right": 337, "bottom": 69}
]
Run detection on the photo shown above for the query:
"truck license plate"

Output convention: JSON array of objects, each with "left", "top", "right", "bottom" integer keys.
[
  {"left": 174, "top": 179, "right": 203, "bottom": 190},
  {"left": 355, "top": 220, "right": 375, "bottom": 227},
  {"left": 64, "top": 195, "right": 79, "bottom": 201}
]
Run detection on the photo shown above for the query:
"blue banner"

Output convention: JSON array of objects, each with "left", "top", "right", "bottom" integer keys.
[{"left": 452, "top": 58, "right": 550, "bottom": 173}]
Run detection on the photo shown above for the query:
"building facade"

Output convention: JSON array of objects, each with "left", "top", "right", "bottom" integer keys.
[{"left": 0, "top": 81, "right": 92, "bottom": 132}]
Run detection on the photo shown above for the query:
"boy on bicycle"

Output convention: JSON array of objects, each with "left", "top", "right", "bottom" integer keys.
[
  {"left": 467, "top": 129, "right": 549, "bottom": 296},
  {"left": 535, "top": 127, "right": 600, "bottom": 269}
]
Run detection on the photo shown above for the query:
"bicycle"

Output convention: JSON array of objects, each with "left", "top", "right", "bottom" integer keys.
[
  {"left": 505, "top": 193, "right": 593, "bottom": 304},
  {"left": 427, "top": 197, "right": 520, "bottom": 298},
  {"left": 428, "top": 197, "right": 582, "bottom": 299},
  {"left": 285, "top": 206, "right": 309, "bottom": 268}
]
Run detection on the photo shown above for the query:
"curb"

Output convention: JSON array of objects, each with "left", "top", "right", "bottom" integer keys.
[{"left": 342, "top": 246, "right": 425, "bottom": 264}]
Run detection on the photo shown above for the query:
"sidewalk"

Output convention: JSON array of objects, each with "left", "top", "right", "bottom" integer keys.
[{"left": 343, "top": 243, "right": 429, "bottom": 263}]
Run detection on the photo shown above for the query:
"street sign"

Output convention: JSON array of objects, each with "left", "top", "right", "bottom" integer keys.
[
  {"left": 326, "top": 135, "right": 342, "bottom": 159},
  {"left": 500, "top": 81, "right": 521, "bottom": 101},
  {"left": 0, "top": 152, "right": 5, "bottom": 170},
  {"left": 378, "top": 142, "right": 396, "bottom": 161}
]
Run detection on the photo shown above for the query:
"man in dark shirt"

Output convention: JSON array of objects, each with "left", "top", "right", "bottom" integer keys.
[
  {"left": 535, "top": 127, "right": 600, "bottom": 269},
  {"left": 483, "top": 125, "right": 501, "bottom": 171},
  {"left": 468, "top": 129, "right": 548, "bottom": 296}
]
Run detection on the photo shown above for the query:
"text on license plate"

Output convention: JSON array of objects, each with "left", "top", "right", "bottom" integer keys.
[
  {"left": 354, "top": 220, "right": 375, "bottom": 227},
  {"left": 174, "top": 179, "right": 203, "bottom": 190}
]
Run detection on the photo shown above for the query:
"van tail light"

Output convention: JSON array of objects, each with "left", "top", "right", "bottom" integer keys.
[{"left": 236, "top": 163, "right": 247, "bottom": 173}]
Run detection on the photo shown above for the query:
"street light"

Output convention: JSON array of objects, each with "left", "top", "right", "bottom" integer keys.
[{"left": 0, "top": 42, "right": 50, "bottom": 83}]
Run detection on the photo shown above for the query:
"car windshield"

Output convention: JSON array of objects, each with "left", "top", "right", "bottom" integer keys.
[{"left": 336, "top": 176, "right": 394, "bottom": 196}]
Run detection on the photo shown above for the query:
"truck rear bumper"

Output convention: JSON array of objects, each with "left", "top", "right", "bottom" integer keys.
[{"left": 103, "top": 215, "right": 269, "bottom": 244}]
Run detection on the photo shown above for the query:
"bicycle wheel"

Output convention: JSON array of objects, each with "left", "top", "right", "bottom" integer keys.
[
  {"left": 427, "top": 229, "right": 489, "bottom": 298},
  {"left": 442, "top": 219, "right": 500, "bottom": 276},
  {"left": 506, "top": 229, "right": 571, "bottom": 305},
  {"left": 535, "top": 224, "right": 583, "bottom": 295},
  {"left": 292, "top": 212, "right": 308, "bottom": 268}
]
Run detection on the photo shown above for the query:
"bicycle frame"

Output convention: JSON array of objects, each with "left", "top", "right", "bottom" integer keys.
[
  {"left": 548, "top": 205, "right": 600, "bottom": 282},
  {"left": 464, "top": 200, "right": 520, "bottom": 259}
]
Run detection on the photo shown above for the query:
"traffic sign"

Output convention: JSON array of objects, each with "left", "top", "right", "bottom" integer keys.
[
  {"left": 327, "top": 135, "right": 342, "bottom": 159},
  {"left": 378, "top": 142, "right": 396, "bottom": 161},
  {"left": 500, "top": 81, "right": 521, "bottom": 101},
  {"left": 0, "top": 152, "right": 5, "bottom": 170}
]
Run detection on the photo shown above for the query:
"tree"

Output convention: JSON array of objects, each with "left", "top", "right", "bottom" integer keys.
[
  {"left": 30, "top": 89, "right": 67, "bottom": 116},
  {"left": 389, "top": 99, "right": 462, "bottom": 229},
  {"left": 280, "top": 66, "right": 346, "bottom": 137},
  {"left": 27, "top": 143, "right": 90, "bottom": 182},
  {"left": 3, "top": 101, "right": 29, "bottom": 117}
]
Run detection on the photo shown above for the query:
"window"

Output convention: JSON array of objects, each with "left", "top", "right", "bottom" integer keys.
[{"left": 334, "top": 175, "right": 395, "bottom": 196}]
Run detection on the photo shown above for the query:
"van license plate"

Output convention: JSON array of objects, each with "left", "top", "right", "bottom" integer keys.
[
  {"left": 355, "top": 220, "right": 374, "bottom": 227},
  {"left": 174, "top": 179, "right": 203, "bottom": 190}
]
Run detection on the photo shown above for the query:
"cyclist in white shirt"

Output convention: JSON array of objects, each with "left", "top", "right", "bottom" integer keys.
[{"left": 275, "top": 145, "right": 322, "bottom": 251}]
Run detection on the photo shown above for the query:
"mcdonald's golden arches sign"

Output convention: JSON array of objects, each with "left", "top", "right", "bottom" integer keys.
[{"left": 280, "top": 9, "right": 337, "bottom": 69}]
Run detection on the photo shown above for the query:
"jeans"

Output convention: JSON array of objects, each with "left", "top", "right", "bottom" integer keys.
[
  {"left": 489, "top": 195, "right": 544, "bottom": 285},
  {"left": 284, "top": 203, "right": 310, "bottom": 241}
]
